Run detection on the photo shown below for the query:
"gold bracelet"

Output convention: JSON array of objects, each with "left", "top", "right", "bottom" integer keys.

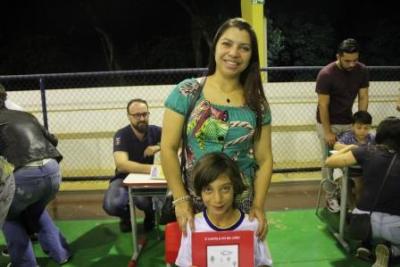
[{"left": 172, "top": 195, "right": 191, "bottom": 206}]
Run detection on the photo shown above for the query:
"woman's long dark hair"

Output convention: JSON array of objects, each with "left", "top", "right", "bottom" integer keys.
[
  {"left": 207, "top": 18, "right": 270, "bottom": 140},
  {"left": 375, "top": 116, "right": 400, "bottom": 153}
]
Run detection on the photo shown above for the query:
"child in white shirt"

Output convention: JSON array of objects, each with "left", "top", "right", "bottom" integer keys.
[{"left": 175, "top": 152, "right": 272, "bottom": 267}]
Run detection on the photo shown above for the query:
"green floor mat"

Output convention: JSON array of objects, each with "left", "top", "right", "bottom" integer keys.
[{"left": 1, "top": 209, "right": 398, "bottom": 267}]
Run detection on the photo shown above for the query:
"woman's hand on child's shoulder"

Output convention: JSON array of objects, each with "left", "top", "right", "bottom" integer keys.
[
  {"left": 249, "top": 205, "right": 268, "bottom": 240},
  {"left": 175, "top": 200, "right": 194, "bottom": 236}
]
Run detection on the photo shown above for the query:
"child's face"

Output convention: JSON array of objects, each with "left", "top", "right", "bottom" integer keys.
[
  {"left": 352, "top": 122, "right": 371, "bottom": 142},
  {"left": 201, "top": 174, "right": 234, "bottom": 217}
]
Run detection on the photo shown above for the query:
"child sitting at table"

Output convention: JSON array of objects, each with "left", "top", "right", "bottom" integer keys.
[
  {"left": 325, "top": 111, "right": 375, "bottom": 213},
  {"left": 175, "top": 152, "right": 272, "bottom": 267},
  {"left": 334, "top": 110, "right": 375, "bottom": 150}
]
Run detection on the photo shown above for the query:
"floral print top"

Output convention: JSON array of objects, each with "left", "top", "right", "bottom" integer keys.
[{"left": 165, "top": 78, "right": 271, "bottom": 211}]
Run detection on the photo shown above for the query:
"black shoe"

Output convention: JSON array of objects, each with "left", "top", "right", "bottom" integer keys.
[
  {"left": 355, "top": 246, "right": 373, "bottom": 262},
  {"left": 1, "top": 247, "right": 9, "bottom": 257},
  {"left": 30, "top": 233, "right": 38, "bottom": 243},
  {"left": 143, "top": 213, "right": 155, "bottom": 232},
  {"left": 119, "top": 218, "right": 132, "bottom": 233}
]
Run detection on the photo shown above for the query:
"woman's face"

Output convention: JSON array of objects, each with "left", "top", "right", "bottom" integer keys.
[{"left": 214, "top": 27, "right": 252, "bottom": 79}]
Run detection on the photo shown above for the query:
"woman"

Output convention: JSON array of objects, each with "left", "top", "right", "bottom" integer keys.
[
  {"left": 161, "top": 17, "right": 273, "bottom": 239},
  {"left": 325, "top": 117, "right": 400, "bottom": 267}
]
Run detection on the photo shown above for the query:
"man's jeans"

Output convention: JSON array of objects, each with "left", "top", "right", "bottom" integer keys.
[
  {"left": 2, "top": 159, "right": 71, "bottom": 267},
  {"left": 316, "top": 123, "right": 351, "bottom": 181},
  {"left": 103, "top": 178, "right": 154, "bottom": 220}
]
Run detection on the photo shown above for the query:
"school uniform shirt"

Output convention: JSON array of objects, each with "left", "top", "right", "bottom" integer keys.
[
  {"left": 165, "top": 78, "right": 272, "bottom": 212},
  {"left": 337, "top": 130, "right": 375, "bottom": 146},
  {"left": 176, "top": 209, "right": 272, "bottom": 267}
]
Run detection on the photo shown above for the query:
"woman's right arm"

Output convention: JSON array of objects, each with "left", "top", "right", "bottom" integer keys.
[
  {"left": 325, "top": 146, "right": 357, "bottom": 168},
  {"left": 161, "top": 108, "right": 194, "bottom": 235}
]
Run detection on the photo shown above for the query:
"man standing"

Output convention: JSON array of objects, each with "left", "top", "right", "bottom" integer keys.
[
  {"left": 315, "top": 38, "right": 369, "bottom": 212},
  {"left": 103, "top": 98, "right": 161, "bottom": 232}
]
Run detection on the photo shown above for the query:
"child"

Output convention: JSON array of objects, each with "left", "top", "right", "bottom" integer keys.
[
  {"left": 175, "top": 152, "right": 272, "bottom": 267},
  {"left": 333, "top": 110, "right": 375, "bottom": 151},
  {"left": 326, "top": 111, "right": 375, "bottom": 213}
]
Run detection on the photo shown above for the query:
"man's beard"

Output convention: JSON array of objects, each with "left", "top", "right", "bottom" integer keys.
[
  {"left": 132, "top": 121, "right": 148, "bottom": 134},
  {"left": 339, "top": 60, "right": 354, "bottom": 72}
]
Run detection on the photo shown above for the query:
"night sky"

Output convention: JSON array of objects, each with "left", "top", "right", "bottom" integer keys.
[{"left": 0, "top": 0, "right": 398, "bottom": 75}]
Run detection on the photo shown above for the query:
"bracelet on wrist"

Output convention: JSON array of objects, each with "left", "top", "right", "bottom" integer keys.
[{"left": 172, "top": 195, "right": 191, "bottom": 206}]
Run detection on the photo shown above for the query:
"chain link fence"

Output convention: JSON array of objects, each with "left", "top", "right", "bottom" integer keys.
[{"left": 0, "top": 66, "right": 399, "bottom": 180}]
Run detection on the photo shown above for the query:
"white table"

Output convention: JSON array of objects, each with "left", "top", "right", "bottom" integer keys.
[{"left": 123, "top": 173, "right": 168, "bottom": 266}]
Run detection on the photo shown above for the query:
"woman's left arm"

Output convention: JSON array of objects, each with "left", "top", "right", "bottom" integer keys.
[{"left": 250, "top": 124, "right": 273, "bottom": 240}]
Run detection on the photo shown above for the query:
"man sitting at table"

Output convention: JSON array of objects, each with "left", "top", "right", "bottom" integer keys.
[{"left": 103, "top": 98, "right": 162, "bottom": 232}]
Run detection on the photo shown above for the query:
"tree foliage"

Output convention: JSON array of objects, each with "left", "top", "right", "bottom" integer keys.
[
  {"left": 267, "top": 10, "right": 336, "bottom": 66},
  {"left": 0, "top": 0, "right": 398, "bottom": 75}
]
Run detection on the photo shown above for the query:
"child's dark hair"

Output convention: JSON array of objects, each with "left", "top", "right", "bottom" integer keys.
[
  {"left": 352, "top": 111, "right": 372, "bottom": 125},
  {"left": 192, "top": 152, "right": 246, "bottom": 198}
]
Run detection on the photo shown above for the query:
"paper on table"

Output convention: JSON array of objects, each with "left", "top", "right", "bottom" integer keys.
[
  {"left": 150, "top": 164, "right": 165, "bottom": 180},
  {"left": 123, "top": 172, "right": 166, "bottom": 186}
]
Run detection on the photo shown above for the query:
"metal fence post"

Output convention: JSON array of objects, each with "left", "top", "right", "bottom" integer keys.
[{"left": 39, "top": 77, "right": 49, "bottom": 130}]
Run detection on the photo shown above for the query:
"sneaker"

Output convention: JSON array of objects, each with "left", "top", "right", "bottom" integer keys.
[
  {"left": 2, "top": 247, "right": 9, "bottom": 257},
  {"left": 355, "top": 246, "right": 373, "bottom": 262},
  {"left": 333, "top": 168, "right": 344, "bottom": 181},
  {"left": 59, "top": 255, "right": 72, "bottom": 265},
  {"left": 372, "top": 244, "right": 390, "bottom": 267},
  {"left": 326, "top": 198, "right": 340, "bottom": 213},
  {"left": 119, "top": 218, "right": 132, "bottom": 233}
]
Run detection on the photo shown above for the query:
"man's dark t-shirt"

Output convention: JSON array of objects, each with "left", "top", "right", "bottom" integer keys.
[
  {"left": 112, "top": 125, "right": 161, "bottom": 181},
  {"left": 315, "top": 62, "right": 369, "bottom": 124}
]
